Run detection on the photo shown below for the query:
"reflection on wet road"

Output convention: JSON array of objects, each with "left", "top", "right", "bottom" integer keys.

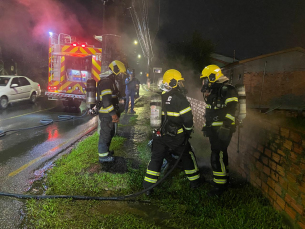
[{"left": 0, "top": 98, "right": 98, "bottom": 228}]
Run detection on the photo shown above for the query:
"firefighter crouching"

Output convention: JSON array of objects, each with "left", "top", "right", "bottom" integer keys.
[
  {"left": 200, "top": 65, "right": 238, "bottom": 197},
  {"left": 143, "top": 69, "right": 202, "bottom": 195},
  {"left": 96, "top": 60, "right": 126, "bottom": 163}
]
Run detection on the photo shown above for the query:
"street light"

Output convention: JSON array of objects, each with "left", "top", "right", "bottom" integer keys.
[
  {"left": 134, "top": 40, "right": 138, "bottom": 45},
  {"left": 138, "top": 54, "right": 141, "bottom": 58}
]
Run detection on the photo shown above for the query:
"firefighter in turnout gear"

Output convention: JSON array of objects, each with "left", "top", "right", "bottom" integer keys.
[
  {"left": 96, "top": 60, "right": 126, "bottom": 163},
  {"left": 200, "top": 65, "right": 238, "bottom": 196},
  {"left": 143, "top": 69, "right": 202, "bottom": 195}
]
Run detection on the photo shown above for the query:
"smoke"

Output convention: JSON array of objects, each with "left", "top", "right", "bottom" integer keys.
[
  {"left": 16, "top": 0, "right": 84, "bottom": 40},
  {"left": 17, "top": 0, "right": 83, "bottom": 40},
  {"left": 0, "top": 0, "right": 103, "bottom": 53}
]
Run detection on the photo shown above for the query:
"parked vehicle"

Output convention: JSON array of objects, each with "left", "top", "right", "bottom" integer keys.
[{"left": 0, "top": 75, "right": 41, "bottom": 109}]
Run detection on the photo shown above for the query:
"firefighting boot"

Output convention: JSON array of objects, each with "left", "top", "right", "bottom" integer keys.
[
  {"left": 99, "top": 156, "right": 115, "bottom": 163},
  {"left": 207, "top": 183, "right": 228, "bottom": 197},
  {"left": 146, "top": 189, "right": 154, "bottom": 196},
  {"left": 190, "top": 176, "right": 205, "bottom": 189},
  {"left": 108, "top": 150, "right": 114, "bottom": 156}
]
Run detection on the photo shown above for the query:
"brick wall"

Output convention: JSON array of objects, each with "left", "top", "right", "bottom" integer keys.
[
  {"left": 228, "top": 111, "right": 305, "bottom": 228},
  {"left": 244, "top": 71, "right": 305, "bottom": 109},
  {"left": 188, "top": 96, "right": 305, "bottom": 228}
]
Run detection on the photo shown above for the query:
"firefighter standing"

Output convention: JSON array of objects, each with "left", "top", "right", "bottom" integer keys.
[
  {"left": 200, "top": 65, "right": 238, "bottom": 196},
  {"left": 143, "top": 69, "right": 202, "bottom": 195},
  {"left": 96, "top": 60, "right": 126, "bottom": 163}
]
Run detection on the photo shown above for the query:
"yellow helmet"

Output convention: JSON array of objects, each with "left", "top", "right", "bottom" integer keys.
[
  {"left": 200, "top": 65, "right": 224, "bottom": 83},
  {"left": 109, "top": 60, "right": 126, "bottom": 75},
  {"left": 162, "top": 69, "right": 184, "bottom": 89}
]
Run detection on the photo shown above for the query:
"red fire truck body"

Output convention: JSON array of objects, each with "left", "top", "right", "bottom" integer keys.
[{"left": 45, "top": 33, "right": 102, "bottom": 107}]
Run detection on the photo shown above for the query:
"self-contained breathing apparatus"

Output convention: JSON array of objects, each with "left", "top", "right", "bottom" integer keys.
[
  {"left": 150, "top": 90, "right": 188, "bottom": 138},
  {"left": 202, "top": 82, "right": 247, "bottom": 143},
  {"left": 204, "top": 83, "right": 246, "bottom": 125},
  {"left": 86, "top": 79, "right": 97, "bottom": 109},
  {"left": 150, "top": 92, "right": 177, "bottom": 139}
]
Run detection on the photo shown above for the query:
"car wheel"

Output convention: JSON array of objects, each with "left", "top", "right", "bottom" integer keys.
[
  {"left": 30, "top": 92, "right": 37, "bottom": 104},
  {"left": 0, "top": 96, "right": 8, "bottom": 109}
]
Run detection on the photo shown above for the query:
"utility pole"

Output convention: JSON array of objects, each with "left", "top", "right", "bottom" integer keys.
[
  {"left": 102, "top": 0, "right": 107, "bottom": 34},
  {"left": 0, "top": 46, "right": 3, "bottom": 75}
]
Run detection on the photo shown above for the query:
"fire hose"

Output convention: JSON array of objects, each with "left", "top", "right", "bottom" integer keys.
[{"left": 0, "top": 136, "right": 189, "bottom": 201}]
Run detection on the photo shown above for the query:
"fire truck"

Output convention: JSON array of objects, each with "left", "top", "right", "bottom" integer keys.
[{"left": 45, "top": 33, "right": 102, "bottom": 108}]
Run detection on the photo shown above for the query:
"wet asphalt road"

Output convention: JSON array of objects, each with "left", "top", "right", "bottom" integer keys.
[{"left": 0, "top": 97, "right": 98, "bottom": 228}]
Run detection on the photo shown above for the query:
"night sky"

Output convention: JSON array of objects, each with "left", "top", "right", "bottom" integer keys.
[
  {"left": 1, "top": 0, "right": 305, "bottom": 64},
  {"left": 157, "top": 0, "right": 305, "bottom": 60}
]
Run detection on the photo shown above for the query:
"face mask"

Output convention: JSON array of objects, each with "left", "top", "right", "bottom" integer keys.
[
  {"left": 159, "top": 83, "right": 172, "bottom": 92},
  {"left": 177, "top": 81, "right": 184, "bottom": 88},
  {"left": 201, "top": 78, "right": 210, "bottom": 93}
]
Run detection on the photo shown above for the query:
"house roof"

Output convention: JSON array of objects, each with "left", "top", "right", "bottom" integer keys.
[
  {"left": 210, "top": 53, "right": 236, "bottom": 65},
  {"left": 239, "top": 47, "right": 305, "bottom": 64},
  {"left": 223, "top": 47, "right": 305, "bottom": 68}
]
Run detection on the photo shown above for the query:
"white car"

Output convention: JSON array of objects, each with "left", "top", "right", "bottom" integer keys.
[{"left": 0, "top": 75, "right": 41, "bottom": 109}]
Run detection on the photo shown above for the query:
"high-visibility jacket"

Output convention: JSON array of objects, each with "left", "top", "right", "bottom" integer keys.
[
  {"left": 96, "top": 74, "right": 120, "bottom": 117},
  {"left": 161, "top": 88, "right": 193, "bottom": 135},
  {"left": 204, "top": 83, "right": 238, "bottom": 128}
]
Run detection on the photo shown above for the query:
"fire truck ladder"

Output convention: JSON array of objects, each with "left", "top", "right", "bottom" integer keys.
[{"left": 49, "top": 34, "right": 74, "bottom": 82}]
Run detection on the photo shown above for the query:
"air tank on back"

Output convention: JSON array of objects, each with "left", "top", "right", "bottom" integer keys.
[
  {"left": 235, "top": 84, "right": 246, "bottom": 122},
  {"left": 150, "top": 93, "right": 162, "bottom": 129},
  {"left": 86, "top": 79, "right": 97, "bottom": 109}
]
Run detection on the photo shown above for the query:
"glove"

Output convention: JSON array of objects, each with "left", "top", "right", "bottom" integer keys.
[
  {"left": 88, "top": 107, "right": 98, "bottom": 115},
  {"left": 111, "top": 114, "right": 119, "bottom": 123},
  {"left": 96, "top": 101, "right": 102, "bottom": 110},
  {"left": 217, "top": 125, "right": 231, "bottom": 141},
  {"left": 202, "top": 126, "right": 211, "bottom": 137}
]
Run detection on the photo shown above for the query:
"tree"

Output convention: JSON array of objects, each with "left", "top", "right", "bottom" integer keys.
[{"left": 166, "top": 31, "right": 214, "bottom": 81}]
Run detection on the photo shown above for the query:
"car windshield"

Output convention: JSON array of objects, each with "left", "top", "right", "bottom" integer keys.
[{"left": 0, "top": 77, "right": 10, "bottom": 86}]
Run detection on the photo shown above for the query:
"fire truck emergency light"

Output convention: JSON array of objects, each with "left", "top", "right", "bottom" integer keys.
[
  {"left": 71, "top": 42, "right": 78, "bottom": 47},
  {"left": 48, "top": 86, "right": 57, "bottom": 91},
  {"left": 80, "top": 43, "right": 86, "bottom": 48}
]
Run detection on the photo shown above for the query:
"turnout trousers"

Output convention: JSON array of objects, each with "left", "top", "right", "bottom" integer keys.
[
  {"left": 98, "top": 114, "right": 115, "bottom": 158},
  {"left": 208, "top": 127, "right": 232, "bottom": 186},
  {"left": 143, "top": 133, "right": 200, "bottom": 189}
]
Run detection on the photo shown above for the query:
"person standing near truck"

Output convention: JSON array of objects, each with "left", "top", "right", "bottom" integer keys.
[{"left": 124, "top": 69, "right": 138, "bottom": 114}]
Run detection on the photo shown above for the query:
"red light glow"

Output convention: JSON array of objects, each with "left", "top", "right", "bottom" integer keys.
[{"left": 48, "top": 86, "right": 57, "bottom": 91}]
